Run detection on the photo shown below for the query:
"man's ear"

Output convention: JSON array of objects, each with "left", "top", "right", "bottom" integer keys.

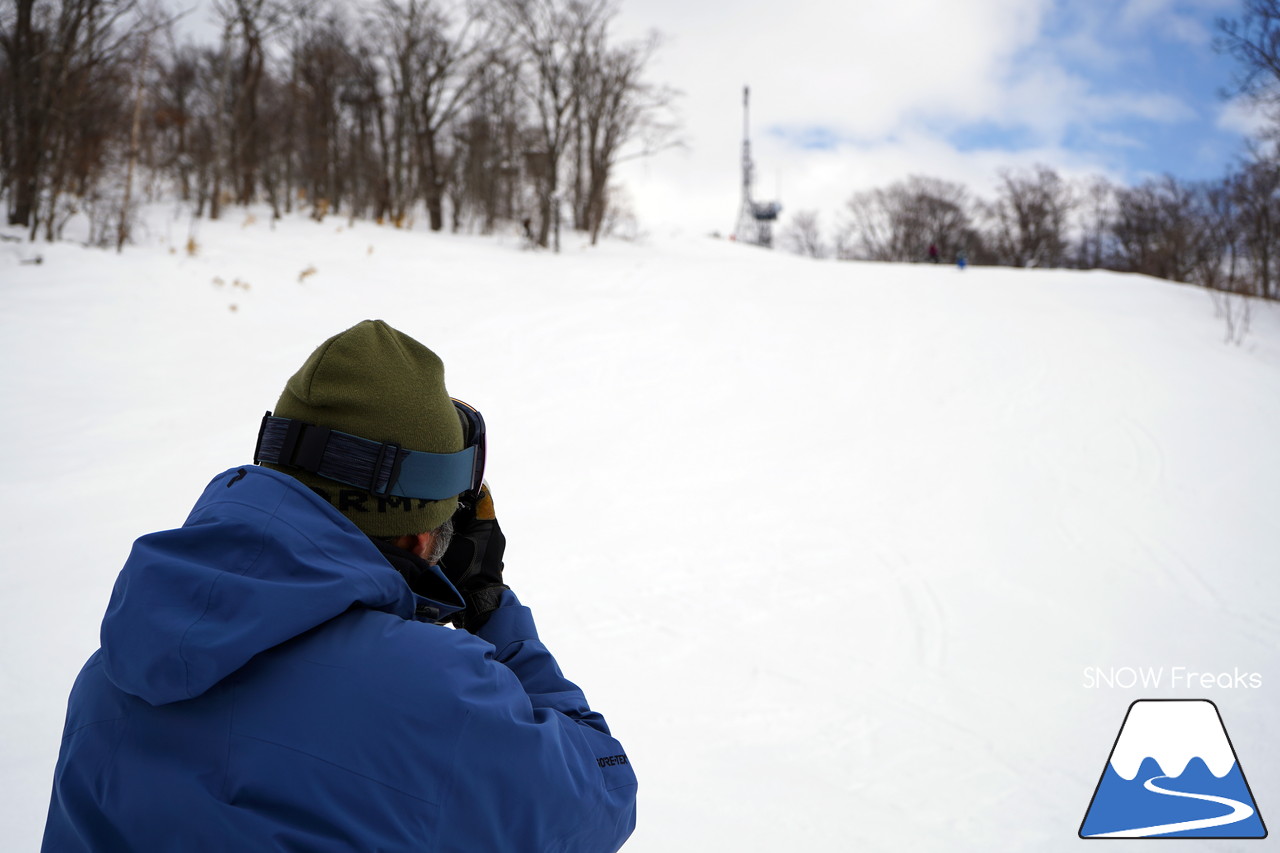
[{"left": 393, "top": 531, "right": 435, "bottom": 559}]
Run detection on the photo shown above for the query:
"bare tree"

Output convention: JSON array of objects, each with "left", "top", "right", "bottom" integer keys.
[
  {"left": 838, "top": 187, "right": 895, "bottom": 260},
  {"left": 185, "top": 42, "right": 230, "bottom": 217},
  {"left": 1230, "top": 153, "right": 1280, "bottom": 298},
  {"left": 839, "top": 175, "right": 975, "bottom": 263},
  {"left": 449, "top": 51, "right": 526, "bottom": 232},
  {"left": 150, "top": 41, "right": 203, "bottom": 202},
  {"left": 338, "top": 38, "right": 391, "bottom": 221},
  {"left": 2, "top": 0, "right": 141, "bottom": 234},
  {"left": 1190, "top": 179, "right": 1243, "bottom": 294},
  {"left": 375, "top": 0, "right": 492, "bottom": 231},
  {"left": 1210, "top": 288, "right": 1254, "bottom": 344},
  {"left": 1110, "top": 175, "right": 1213, "bottom": 283},
  {"left": 2, "top": 0, "right": 680, "bottom": 250},
  {"left": 290, "top": 13, "right": 355, "bottom": 218},
  {"left": 493, "top": 0, "right": 612, "bottom": 248},
  {"left": 210, "top": 0, "right": 297, "bottom": 207},
  {"left": 779, "top": 209, "right": 826, "bottom": 258},
  {"left": 1071, "top": 176, "right": 1114, "bottom": 269},
  {"left": 117, "top": 26, "right": 151, "bottom": 250},
  {"left": 1217, "top": 0, "right": 1280, "bottom": 110},
  {"left": 984, "top": 164, "right": 1073, "bottom": 268},
  {"left": 569, "top": 25, "right": 675, "bottom": 243}
]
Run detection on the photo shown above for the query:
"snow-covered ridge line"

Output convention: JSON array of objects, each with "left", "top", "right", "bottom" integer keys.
[{"left": 1108, "top": 701, "right": 1238, "bottom": 781}]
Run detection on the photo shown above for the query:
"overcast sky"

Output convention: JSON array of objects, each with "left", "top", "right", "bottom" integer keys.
[{"left": 609, "top": 0, "right": 1260, "bottom": 238}]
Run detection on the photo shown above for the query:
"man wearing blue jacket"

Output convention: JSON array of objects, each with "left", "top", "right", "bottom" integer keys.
[{"left": 42, "top": 320, "right": 637, "bottom": 851}]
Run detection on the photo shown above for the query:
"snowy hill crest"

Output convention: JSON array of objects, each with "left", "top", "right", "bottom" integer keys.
[{"left": 1109, "top": 699, "right": 1239, "bottom": 780}]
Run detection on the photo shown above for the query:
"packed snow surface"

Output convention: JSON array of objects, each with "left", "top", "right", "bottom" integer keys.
[{"left": 2, "top": 208, "right": 1278, "bottom": 851}]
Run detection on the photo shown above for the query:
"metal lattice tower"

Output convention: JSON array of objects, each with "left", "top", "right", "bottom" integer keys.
[{"left": 735, "top": 86, "right": 781, "bottom": 247}]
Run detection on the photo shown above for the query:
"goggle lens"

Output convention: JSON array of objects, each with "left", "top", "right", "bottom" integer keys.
[{"left": 452, "top": 398, "right": 486, "bottom": 497}]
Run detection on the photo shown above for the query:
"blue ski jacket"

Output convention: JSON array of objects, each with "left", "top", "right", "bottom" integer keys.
[{"left": 42, "top": 466, "right": 637, "bottom": 852}]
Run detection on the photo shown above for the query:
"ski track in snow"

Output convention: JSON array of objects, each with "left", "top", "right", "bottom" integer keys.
[
  {"left": 875, "top": 546, "right": 948, "bottom": 671},
  {"left": 1084, "top": 775, "right": 1255, "bottom": 838}
]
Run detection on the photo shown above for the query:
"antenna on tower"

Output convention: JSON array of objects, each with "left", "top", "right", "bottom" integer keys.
[{"left": 735, "top": 85, "right": 781, "bottom": 248}]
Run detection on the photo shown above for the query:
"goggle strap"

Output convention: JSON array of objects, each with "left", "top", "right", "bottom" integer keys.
[{"left": 254, "top": 413, "right": 476, "bottom": 500}]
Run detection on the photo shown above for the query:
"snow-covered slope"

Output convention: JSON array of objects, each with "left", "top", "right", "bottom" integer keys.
[
  {"left": 3, "top": 208, "right": 1278, "bottom": 851},
  {"left": 1109, "top": 700, "right": 1237, "bottom": 780}
]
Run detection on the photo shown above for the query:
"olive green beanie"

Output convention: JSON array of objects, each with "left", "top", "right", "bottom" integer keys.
[{"left": 264, "top": 319, "right": 464, "bottom": 536}]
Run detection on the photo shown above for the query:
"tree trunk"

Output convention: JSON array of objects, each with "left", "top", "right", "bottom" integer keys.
[
  {"left": 7, "top": 0, "right": 41, "bottom": 227},
  {"left": 586, "top": 168, "right": 607, "bottom": 245},
  {"left": 422, "top": 127, "right": 444, "bottom": 232},
  {"left": 118, "top": 34, "right": 149, "bottom": 252}
]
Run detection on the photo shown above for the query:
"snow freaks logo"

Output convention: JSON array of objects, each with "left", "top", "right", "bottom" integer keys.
[
  {"left": 1082, "top": 666, "right": 1262, "bottom": 690},
  {"left": 1079, "top": 700, "right": 1267, "bottom": 839}
]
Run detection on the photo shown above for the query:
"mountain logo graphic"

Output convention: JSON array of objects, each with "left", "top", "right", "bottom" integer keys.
[{"left": 1080, "top": 699, "right": 1267, "bottom": 839}]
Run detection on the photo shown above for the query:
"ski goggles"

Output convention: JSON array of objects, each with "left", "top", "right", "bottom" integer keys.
[{"left": 254, "top": 397, "right": 487, "bottom": 501}]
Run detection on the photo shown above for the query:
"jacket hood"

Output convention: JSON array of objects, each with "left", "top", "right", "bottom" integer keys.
[{"left": 100, "top": 466, "right": 457, "bottom": 706}]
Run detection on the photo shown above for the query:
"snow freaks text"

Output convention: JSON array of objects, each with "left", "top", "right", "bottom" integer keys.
[{"left": 1082, "top": 667, "right": 1263, "bottom": 690}]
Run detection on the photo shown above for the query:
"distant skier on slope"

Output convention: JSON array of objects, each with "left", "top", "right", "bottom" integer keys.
[{"left": 41, "top": 320, "right": 637, "bottom": 852}]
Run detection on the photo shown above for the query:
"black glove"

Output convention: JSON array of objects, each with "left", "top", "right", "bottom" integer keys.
[{"left": 439, "top": 484, "right": 508, "bottom": 631}]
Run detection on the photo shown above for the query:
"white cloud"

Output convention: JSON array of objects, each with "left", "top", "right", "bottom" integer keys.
[
  {"left": 610, "top": 0, "right": 1230, "bottom": 235},
  {"left": 616, "top": 128, "right": 1120, "bottom": 241},
  {"left": 611, "top": 0, "right": 1058, "bottom": 234},
  {"left": 1117, "top": 0, "right": 1237, "bottom": 46},
  {"left": 617, "top": 0, "right": 1048, "bottom": 141},
  {"left": 1217, "top": 96, "right": 1272, "bottom": 137}
]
